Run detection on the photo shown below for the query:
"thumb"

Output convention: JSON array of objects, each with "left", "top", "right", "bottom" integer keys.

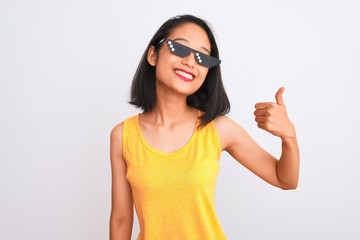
[{"left": 275, "top": 87, "right": 286, "bottom": 106}]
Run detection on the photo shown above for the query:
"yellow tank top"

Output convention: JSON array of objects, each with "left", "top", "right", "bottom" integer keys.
[{"left": 123, "top": 114, "right": 227, "bottom": 240}]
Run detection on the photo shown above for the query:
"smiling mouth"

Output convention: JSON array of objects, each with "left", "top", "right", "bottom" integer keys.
[{"left": 175, "top": 69, "right": 195, "bottom": 81}]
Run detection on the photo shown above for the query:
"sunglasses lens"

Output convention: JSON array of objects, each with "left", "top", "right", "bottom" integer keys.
[
  {"left": 165, "top": 39, "right": 221, "bottom": 68},
  {"left": 195, "top": 52, "right": 221, "bottom": 68},
  {"left": 167, "top": 40, "right": 190, "bottom": 58}
]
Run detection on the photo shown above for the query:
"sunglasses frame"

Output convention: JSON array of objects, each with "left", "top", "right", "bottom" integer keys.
[{"left": 164, "top": 38, "right": 221, "bottom": 68}]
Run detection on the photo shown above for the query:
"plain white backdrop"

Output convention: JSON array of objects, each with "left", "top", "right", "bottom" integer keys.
[{"left": 1, "top": 0, "right": 359, "bottom": 239}]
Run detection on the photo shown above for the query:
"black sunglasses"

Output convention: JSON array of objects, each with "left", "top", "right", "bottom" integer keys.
[{"left": 164, "top": 38, "right": 221, "bottom": 68}]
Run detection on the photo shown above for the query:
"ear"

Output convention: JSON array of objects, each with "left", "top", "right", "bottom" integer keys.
[{"left": 147, "top": 46, "right": 157, "bottom": 66}]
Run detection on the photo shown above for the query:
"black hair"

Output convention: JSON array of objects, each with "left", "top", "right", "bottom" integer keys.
[{"left": 129, "top": 14, "right": 230, "bottom": 127}]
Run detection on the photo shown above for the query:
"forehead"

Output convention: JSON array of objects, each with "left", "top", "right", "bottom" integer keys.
[{"left": 168, "top": 23, "right": 211, "bottom": 49}]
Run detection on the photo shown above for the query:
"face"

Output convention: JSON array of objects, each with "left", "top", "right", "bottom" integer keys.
[{"left": 147, "top": 23, "right": 212, "bottom": 97}]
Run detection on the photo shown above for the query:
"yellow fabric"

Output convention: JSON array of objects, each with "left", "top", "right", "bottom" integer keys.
[{"left": 123, "top": 114, "right": 227, "bottom": 240}]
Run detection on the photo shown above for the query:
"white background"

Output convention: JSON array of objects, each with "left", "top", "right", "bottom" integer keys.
[{"left": 1, "top": 0, "right": 359, "bottom": 239}]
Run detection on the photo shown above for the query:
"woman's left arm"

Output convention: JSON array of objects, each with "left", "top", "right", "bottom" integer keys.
[
  {"left": 254, "top": 87, "right": 300, "bottom": 189},
  {"left": 215, "top": 87, "right": 299, "bottom": 190}
]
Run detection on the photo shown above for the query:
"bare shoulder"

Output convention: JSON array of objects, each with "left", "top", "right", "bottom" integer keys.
[
  {"left": 214, "top": 115, "right": 235, "bottom": 128},
  {"left": 214, "top": 115, "right": 243, "bottom": 133},
  {"left": 213, "top": 115, "right": 247, "bottom": 150},
  {"left": 110, "top": 121, "right": 124, "bottom": 142},
  {"left": 110, "top": 121, "right": 125, "bottom": 159}
]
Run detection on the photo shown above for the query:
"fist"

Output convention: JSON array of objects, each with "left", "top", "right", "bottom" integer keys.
[{"left": 254, "top": 87, "right": 295, "bottom": 139}]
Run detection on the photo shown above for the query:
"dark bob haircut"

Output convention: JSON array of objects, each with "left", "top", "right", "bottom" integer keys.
[{"left": 129, "top": 14, "right": 230, "bottom": 127}]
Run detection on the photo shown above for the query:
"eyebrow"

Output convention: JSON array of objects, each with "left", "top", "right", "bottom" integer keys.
[{"left": 172, "top": 37, "right": 211, "bottom": 55}]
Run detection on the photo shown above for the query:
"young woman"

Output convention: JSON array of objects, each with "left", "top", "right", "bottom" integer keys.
[{"left": 109, "top": 14, "right": 299, "bottom": 240}]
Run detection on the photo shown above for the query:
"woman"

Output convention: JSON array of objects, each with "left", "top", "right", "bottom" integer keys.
[{"left": 109, "top": 14, "right": 299, "bottom": 240}]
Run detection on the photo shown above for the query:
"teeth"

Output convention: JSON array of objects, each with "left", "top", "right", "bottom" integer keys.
[{"left": 175, "top": 69, "right": 194, "bottom": 80}]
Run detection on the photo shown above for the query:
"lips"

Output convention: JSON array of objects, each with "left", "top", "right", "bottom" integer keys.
[{"left": 175, "top": 69, "right": 195, "bottom": 82}]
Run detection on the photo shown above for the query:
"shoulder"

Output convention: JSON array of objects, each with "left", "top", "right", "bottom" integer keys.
[
  {"left": 110, "top": 121, "right": 125, "bottom": 145},
  {"left": 213, "top": 115, "right": 240, "bottom": 132},
  {"left": 110, "top": 114, "right": 138, "bottom": 141},
  {"left": 213, "top": 115, "right": 248, "bottom": 150}
]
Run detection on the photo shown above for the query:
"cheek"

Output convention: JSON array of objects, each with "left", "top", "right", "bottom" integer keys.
[
  {"left": 155, "top": 57, "right": 172, "bottom": 78},
  {"left": 202, "top": 68, "right": 209, "bottom": 76},
  {"left": 198, "top": 68, "right": 209, "bottom": 81},
  {"left": 194, "top": 69, "right": 209, "bottom": 89}
]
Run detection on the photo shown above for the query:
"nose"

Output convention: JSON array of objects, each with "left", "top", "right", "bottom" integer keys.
[{"left": 181, "top": 52, "right": 196, "bottom": 68}]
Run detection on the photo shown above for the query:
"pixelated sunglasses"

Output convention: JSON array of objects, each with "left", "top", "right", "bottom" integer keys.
[{"left": 164, "top": 38, "right": 221, "bottom": 68}]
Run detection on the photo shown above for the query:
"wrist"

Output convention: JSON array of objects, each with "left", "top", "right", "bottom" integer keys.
[{"left": 280, "top": 124, "right": 297, "bottom": 142}]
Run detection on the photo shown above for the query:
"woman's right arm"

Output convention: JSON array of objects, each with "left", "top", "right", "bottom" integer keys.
[{"left": 109, "top": 122, "right": 133, "bottom": 240}]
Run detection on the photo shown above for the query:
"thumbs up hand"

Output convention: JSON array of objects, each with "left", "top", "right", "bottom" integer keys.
[{"left": 254, "top": 87, "right": 296, "bottom": 139}]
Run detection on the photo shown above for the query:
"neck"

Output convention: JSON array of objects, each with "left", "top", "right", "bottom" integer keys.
[{"left": 145, "top": 90, "right": 197, "bottom": 127}]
